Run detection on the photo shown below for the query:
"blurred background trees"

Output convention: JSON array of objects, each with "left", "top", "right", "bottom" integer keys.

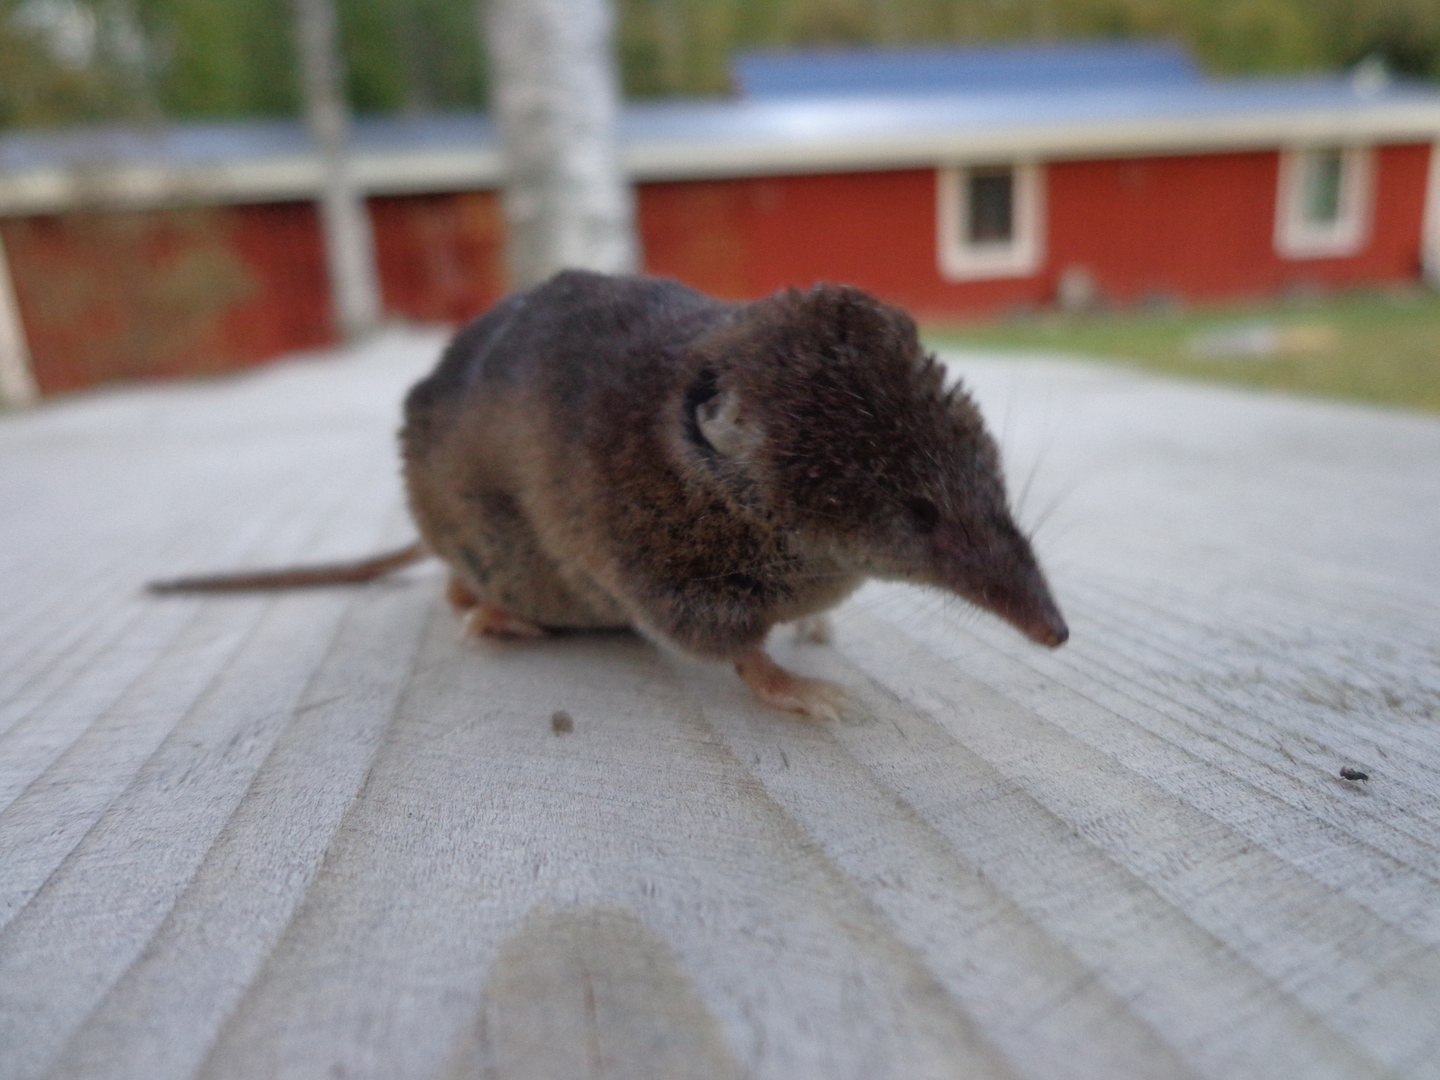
[{"left": 1, "top": 0, "right": 1436, "bottom": 131}]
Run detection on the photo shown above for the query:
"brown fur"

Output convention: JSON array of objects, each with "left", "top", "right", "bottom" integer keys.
[{"left": 400, "top": 270, "right": 1067, "bottom": 661}]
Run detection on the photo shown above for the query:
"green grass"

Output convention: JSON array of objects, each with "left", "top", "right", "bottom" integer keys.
[{"left": 924, "top": 288, "right": 1440, "bottom": 414}]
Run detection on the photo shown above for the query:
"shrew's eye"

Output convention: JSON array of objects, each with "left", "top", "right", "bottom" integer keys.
[{"left": 905, "top": 497, "right": 940, "bottom": 533}]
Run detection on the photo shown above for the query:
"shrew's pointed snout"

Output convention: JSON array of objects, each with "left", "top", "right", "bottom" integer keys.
[
  {"left": 1023, "top": 603, "right": 1069, "bottom": 648},
  {"left": 989, "top": 557, "right": 1068, "bottom": 648},
  {"left": 933, "top": 519, "right": 1069, "bottom": 649},
  {"left": 980, "top": 571, "right": 1069, "bottom": 649}
]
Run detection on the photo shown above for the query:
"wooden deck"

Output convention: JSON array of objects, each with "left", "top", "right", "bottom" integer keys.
[{"left": 2, "top": 329, "right": 1438, "bottom": 1080}]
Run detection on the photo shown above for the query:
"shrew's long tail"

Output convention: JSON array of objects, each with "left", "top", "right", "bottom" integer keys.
[{"left": 147, "top": 542, "right": 428, "bottom": 593}]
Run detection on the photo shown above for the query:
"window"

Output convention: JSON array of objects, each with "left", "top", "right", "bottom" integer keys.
[
  {"left": 968, "top": 168, "right": 1015, "bottom": 243},
  {"left": 937, "top": 162, "right": 1045, "bottom": 280},
  {"left": 1275, "top": 146, "right": 1373, "bottom": 259},
  {"left": 1302, "top": 150, "right": 1344, "bottom": 225}
]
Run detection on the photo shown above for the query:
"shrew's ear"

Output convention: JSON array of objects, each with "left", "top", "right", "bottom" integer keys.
[
  {"left": 697, "top": 386, "right": 763, "bottom": 459},
  {"left": 684, "top": 370, "right": 764, "bottom": 460}
]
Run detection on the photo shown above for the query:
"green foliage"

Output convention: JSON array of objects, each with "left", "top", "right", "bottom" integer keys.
[
  {"left": 135, "top": 0, "right": 298, "bottom": 118},
  {"left": 338, "top": 0, "right": 487, "bottom": 114},
  {"left": 0, "top": 0, "right": 1436, "bottom": 130},
  {"left": 611, "top": 0, "right": 1440, "bottom": 97},
  {"left": 0, "top": 0, "right": 149, "bottom": 126},
  {"left": 1317, "top": 0, "right": 1440, "bottom": 78},
  {"left": 0, "top": 18, "right": 101, "bottom": 127},
  {"left": 128, "top": 0, "right": 487, "bottom": 120},
  {"left": 0, "top": 0, "right": 490, "bottom": 126}
]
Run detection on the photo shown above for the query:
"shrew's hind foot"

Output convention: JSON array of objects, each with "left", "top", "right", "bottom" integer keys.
[
  {"left": 447, "top": 573, "right": 547, "bottom": 639},
  {"left": 457, "top": 599, "right": 548, "bottom": 640},
  {"left": 446, "top": 573, "right": 480, "bottom": 615},
  {"left": 735, "top": 649, "right": 847, "bottom": 722}
]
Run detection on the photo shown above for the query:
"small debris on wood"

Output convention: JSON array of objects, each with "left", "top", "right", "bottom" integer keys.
[
  {"left": 1339, "top": 766, "right": 1369, "bottom": 782},
  {"left": 550, "top": 710, "right": 574, "bottom": 735}
]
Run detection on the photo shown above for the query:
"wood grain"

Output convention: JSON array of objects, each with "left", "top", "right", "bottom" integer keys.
[{"left": 0, "top": 331, "right": 1436, "bottom": 1080}]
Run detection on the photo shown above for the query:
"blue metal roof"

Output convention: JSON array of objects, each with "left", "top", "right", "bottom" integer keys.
[
  {"left": 731, "top": 41, "right": 1204, "bottom": 98},
  {"left": 622, "top": 76, "right": 1440, "bottom": 150},
  {"left": 2, "top": 76, "right": 1432, "bottom": 173},
  {"left": 0, "top": 113, "right": 499, "bottom": 174}
]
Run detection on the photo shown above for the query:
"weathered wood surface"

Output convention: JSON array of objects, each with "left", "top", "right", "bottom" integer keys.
[{"left": 1, "top": 330, "right": 1437, "bottom": 1080}]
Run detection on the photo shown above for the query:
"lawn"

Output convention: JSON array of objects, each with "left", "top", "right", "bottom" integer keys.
[{"left": 924, "top": 288, "right": 1440, "bottom": 414}]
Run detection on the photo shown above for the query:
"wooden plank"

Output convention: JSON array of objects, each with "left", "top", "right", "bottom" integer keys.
[
  {"left": 39, "top": 581, "right": 430, "bottom": 1080},
  {"left": 195, "top": 616, "right": 1017, "bottom": 1080},
  {"left": 0, "top": 334, "right": 1437, "bottom": 1080}
]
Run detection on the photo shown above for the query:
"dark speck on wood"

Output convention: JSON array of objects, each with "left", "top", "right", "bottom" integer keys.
[{"left": 1339, "top": 766, "right": 1369, "bottom": 782}]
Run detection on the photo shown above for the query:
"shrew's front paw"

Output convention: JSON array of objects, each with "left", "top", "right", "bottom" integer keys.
[{"left": 734, "top": 649, "right": 847, "bottom": 722}]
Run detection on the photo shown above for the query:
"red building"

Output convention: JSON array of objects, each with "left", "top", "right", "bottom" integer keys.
[{"left": 2, "top": 42, "right": 1439, "bottom": 395}]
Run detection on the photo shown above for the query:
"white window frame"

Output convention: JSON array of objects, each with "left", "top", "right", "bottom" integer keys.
[
  {"left": 1274, "top": 145, "right": 1374, "bottom": 259},
  {"left": 936, "top": 161, "right": 1045, "bottom": 281}
]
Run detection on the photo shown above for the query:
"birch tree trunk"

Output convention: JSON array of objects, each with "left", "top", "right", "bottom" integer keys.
[
  {"left": 483, "top": 0, "right": 639, "bottom": 290},
  {"left": 291, "top": 0, "right": 382, "bottom": 340},
  {"left": 0, "top": 231, "right": 38, "bottom": 408},
  {"left": 1424, "top": 144, "right": 1440, "bottom": 289}
]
